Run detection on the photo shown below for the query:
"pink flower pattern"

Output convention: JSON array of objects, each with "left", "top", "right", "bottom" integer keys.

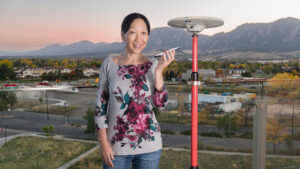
[{"left": 111, "top": 62, "right": 167, "bottom": 149}]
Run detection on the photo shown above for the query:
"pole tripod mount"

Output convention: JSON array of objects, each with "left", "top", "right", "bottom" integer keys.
[
  {"left": 168, "top": 16, "right": 224, "bottom": 169},
  {"left": 188, "top": 81, "right": 201, "bottom": 86}
]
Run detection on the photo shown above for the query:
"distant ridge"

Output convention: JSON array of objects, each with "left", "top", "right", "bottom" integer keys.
[{"left": 1, "top": 17, "right": 300, "bottom": 58}]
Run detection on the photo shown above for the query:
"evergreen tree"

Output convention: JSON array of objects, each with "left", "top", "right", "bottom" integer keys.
[{"left": 84, "top": 108, "right": 96, "bottom": 133}]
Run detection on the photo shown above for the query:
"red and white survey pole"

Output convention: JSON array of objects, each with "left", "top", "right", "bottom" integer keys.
[
  {"left": 191, "top": 33, "right": 199, "bottom": 168},
  {"left": 168, "top": 16, "right": 223, "bottom": 169}
]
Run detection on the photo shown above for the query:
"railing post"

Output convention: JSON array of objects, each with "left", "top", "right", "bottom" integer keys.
[{"left": 252, "top": 99, "right": 266, "bottom": 169}]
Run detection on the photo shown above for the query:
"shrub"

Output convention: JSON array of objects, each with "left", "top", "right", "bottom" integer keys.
[
  {"left": 71, "top": 123, "right": 82, "bottom": 127},
  {"left": 42, "top": 125, "right": 54, "bottom": 136},
  {"left": 180, "top": 130, "right": 191, "bottom": 135},
  {"left": 237, "top": 131, "right": 253, "bottom": 139},
  {"left": 237, "top": 148, "right": 252, "bottom": 153},
  {"left": 153, "top": 107, "right": 160, "bottom": 117},
  {"left": 198, "top": 141, "right": 204, "bottom": 150},
  {"left": 161, "top": 129, "right": 176, "bottom": 135},
  {"left": 205, "top": 145, "right": 225, "bottom": 151},
  {"left": 84, "top": 108, "right": 96, "bottom": 133},
  {"left": 285, "top": 135, "right": 293, "bottom": 155},
  {"left": 200, "top": 132, "right": 223, "bottom": 138},
  {"left": 183, "top": 145, "right": 190, "bottom": 149}
]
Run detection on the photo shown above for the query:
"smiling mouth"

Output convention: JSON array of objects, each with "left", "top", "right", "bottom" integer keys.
[{"left": 133, "top": 44, "right": 143, "bottom": 48}]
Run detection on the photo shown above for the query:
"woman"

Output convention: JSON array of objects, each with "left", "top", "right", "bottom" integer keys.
[{"left": 95, "top": 12, "right": 175, "bottom": 169}]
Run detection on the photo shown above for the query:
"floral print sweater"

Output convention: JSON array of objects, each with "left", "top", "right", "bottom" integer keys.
[{"left": 95, "top": 56, "right": 168, "bottom": 155}]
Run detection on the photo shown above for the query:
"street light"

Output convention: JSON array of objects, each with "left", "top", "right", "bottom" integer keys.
[
  {"left": 168, "top": 16, "right": 223, "bottom": 169},
  {"left": 4, "top": 125, "right": 7, "bottom": 144},
  {"left": 64, "top": 101, "right": 69, "bottom": 124},
  {"left": 45, "top": 90, "right": 49, "bottom": 120}
]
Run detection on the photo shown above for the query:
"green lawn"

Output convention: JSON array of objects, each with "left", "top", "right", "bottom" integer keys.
[
  {"left": 69, "top": 149, "right": 300, "bottom": 169},
  {"left": 156, "top": 112, "right": 223, "bottom": 126},
  {"left": 157, "top": 112, "right": 191, "bottom": 124},
  {"left": 0, "top": 136, "right": 96, "bottom": 169}
]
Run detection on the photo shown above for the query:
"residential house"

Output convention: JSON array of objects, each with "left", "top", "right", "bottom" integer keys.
[
  {"left": 83, "top": 68, "right": 99, "bottom": 77},
  {"left": 61, "top": 68, "right": 71, "bottom": 74}
]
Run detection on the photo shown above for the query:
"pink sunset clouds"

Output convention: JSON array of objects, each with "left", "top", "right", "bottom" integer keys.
[{"left": 1, "top": 0, "right": 300, "bottom": 51}]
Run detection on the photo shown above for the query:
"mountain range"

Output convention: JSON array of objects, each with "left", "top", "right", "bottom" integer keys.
[{"left": 1, "top": 17, "right": 300, "bottom": 59}]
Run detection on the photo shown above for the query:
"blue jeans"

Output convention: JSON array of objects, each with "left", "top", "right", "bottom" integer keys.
[{"left": 103, "top": 149, "right": 162, "bottom": 169}]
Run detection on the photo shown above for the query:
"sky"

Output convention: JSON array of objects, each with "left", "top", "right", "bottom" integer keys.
[{"left": 1, "top": 0, "right": 300, "bottom": 52}]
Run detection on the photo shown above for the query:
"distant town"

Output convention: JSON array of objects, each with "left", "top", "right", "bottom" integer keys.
[{"left": 0, "top": 57, "right": 299, "bottom": 82}]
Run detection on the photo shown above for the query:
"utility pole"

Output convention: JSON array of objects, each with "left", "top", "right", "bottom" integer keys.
[{"left": 291, "top": 98, "right": 295, "bottom": 154}]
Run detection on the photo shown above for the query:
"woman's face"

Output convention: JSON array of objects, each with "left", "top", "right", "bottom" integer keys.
[{"left": 123, "top": 18, "right": 149, "bottom": 55}]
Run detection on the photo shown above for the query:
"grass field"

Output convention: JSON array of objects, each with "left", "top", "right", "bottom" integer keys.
[
  {"left": 69, "top": 149, "right": 300, "bottom": 169},
  {"left": 157, "top": 112, "right": 192, "bottom": 124},
  {"left": 15, "top": 99, "right": 76, "bottom": 115},
  {"left": 0, "top": 136, "right": 96, "bottom": 169}
]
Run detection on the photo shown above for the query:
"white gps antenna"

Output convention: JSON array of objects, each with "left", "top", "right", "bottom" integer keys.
[{"left": 168, "top": 16, "right": 224, "bottom": 33}]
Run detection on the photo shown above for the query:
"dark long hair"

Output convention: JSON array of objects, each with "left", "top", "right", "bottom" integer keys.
[{"left": 121, "top": 13, "right": 151, "bottom": 35}]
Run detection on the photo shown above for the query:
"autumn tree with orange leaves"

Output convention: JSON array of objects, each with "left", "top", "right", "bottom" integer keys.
[
  {"left": 268, "top": 73, "right": 300, "bottom": 96},
  {"left": 267, "top": 117, "right": 287, "bottom": 153}
]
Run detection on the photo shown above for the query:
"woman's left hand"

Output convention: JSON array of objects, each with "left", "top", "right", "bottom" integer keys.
[{"left": 156, "top": 49, "right": 176, "bottom": 73}]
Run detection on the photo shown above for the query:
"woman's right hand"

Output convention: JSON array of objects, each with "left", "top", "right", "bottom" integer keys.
[{"left": 100, "top": 141, "right": 115, "bottom": 168}]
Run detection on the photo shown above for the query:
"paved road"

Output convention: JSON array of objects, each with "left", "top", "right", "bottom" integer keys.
[
  {"left": 0, "top": 110, "right": 94, "bottom": 140},
  {"left": 159, "top": 122, "right": 251, "bottom": 134},
  {"left": 1, "top": 110, "right": 300, "bottom": 152}
]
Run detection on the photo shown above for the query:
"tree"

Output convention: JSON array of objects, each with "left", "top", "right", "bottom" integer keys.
[
  {"left": 198, "top": 109, "right": 209, "bottom": 124},
  {"left": 0, "top": 64, "right": 16, "bottom": 80},
  {"left": 267, "top": 117, "right": 287, "bottom": 154},
  {"left": 84, "top": 108, "right": 96, "bottom": 133},
  {"left": 20, "top": 59, "right": 33, "bottom": 67},
  {"left": 41, "top": 72, "right": 48, "bottom": 80},
  {"left": 48, "top": 72, "right": 55, "bottom": 81},
  {"left": 0, "top": 94, "right": 8, "bottom": 112},
  {"left": 236, "top": 101, "right": 254, "bottom": 126},
  {"left": 229, "top": 64, "right": 236, "bottom": 69},
  {"left": 291, "top": 69, "right": 299, "bottom": 76},
  {"left": 262, "top": 64, "right": 273, "bottom": 74},
  {"left": 239, "top": 63, "right": 247, "bottom": 69},
  {"left": 61, "top": 58, "right": 69, "bottom": 67},
  {"left": 0, "top": 91, "right": 17, "bottom": 112},
  {"left": 217, "top": 112, "right": 237, "bottom": 137},
  {"left": 39, "top": 97, "right": 43, "bottom": 104},
  {"left": 46, "top": 59, "right": 55, "bottom": 67},
  {"left": 75, "top": 68, "right": 83, "bottom": 78},
  {"left": 7, "top": 92, "right": 17, "bottom": 110},
  {"left": 271, "top": 64, "right": 283, "bottom": 74},
  {"left": 168, "top": 61, "right": 179, "bottom": 77},
  {"left": 169, "top": 70, "right": 175, "bottom": 79},
  {"left": 205, "top": 104, "right": 216, "bottom": 120},
  {"left": 61, "top": 73, "right": 73, "bottom": 80},
  {"left": 242, "top": 71, "right": 252, "bottom": 77},
  {"left": 0, "top": 59, "right": 13, "bottom": 68},
  {"left": 163, "top": 70, "right": 170, "bottom": 80},
  {"left": 269, "top": 73, "right": 299, "bottom": 94}
]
